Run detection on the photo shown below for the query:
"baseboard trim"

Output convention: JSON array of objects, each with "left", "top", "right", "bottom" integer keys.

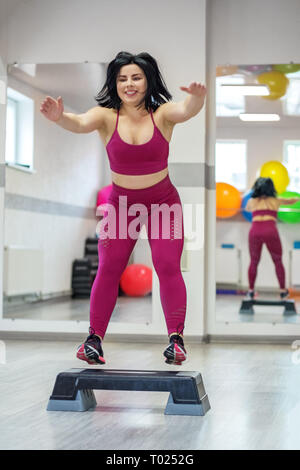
[
  {"left": 207, "top": 334, "right": 300, "bottom": 344},
  {"left": 0, "top": 331, "right": 208, "bottom": 344},
  {"left": 1, "top": 331, "right": 299, "bottom": 344}
]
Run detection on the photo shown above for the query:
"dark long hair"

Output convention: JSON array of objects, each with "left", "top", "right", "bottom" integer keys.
[
  {"left": 251, "top": 177, "right": 277, "bottom": 198},
  {"left": 94, "top": 51, "right": 172, "bottom": 111}
]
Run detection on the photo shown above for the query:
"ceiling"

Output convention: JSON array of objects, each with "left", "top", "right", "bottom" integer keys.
[{"left": 7, "top": 62, "right": 105, "bottom": 111}]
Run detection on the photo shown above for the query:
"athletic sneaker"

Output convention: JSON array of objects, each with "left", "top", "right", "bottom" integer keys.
[
  {"left": 163, "top": 334, "right": 187, "bottom": 366},
  {"left": 280, "top": 289, "right": 290, "bottom": 300},
  {"left": 76, "top": 327, "right": 105, "bottom": 365},
  {"left": 245, "top": 290, "right": 256, "bottom": 300}
]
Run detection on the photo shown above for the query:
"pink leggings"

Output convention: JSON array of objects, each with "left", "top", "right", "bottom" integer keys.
[
  {"left": 90, "top": 174, "right": 187, "bottom": 339},
  {"left": 248, "top": 220, "right": 285, "bottom": 290}
]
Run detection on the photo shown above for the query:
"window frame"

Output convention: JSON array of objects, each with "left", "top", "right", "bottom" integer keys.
[
  {"left": 283, "top": 140, "right": 300, "bottom": 192},
  {"left": 5, "top": 87, "right": 35, "bottom": 174},
  {"left": 215, "top": 138, "right": 248, "bottom": 192}
]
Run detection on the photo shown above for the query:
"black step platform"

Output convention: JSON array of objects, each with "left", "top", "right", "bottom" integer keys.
[
  {"left": 47, "top": 368, "right": 211, "bottom": 416},
  {"left": 239, "top": 298, "right": 297, "bottom": 316}
]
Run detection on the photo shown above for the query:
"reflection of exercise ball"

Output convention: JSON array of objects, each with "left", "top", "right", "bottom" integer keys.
[
  {"left": 97, "top": 184, "right": 112, "bottom": 206},
  {"left": 216, "top": 65, "right": 238, "bottom": 77},
  {"left": 257, "top": 70, "right": 289, "bottom": 100},
  {"left": 216, "top": 182, "right": 241, "bottom": 218},
  {"left": 272, "top": 64, "right": 300, "bottom": 74},
  {"left": 239, "top": 64, "right": 271, "bottom": 74},
  {"left": 277, "top": 191, "right": 300, "bottom": 224},
  {"left": 96, "top": 184, "right": 112, "bottom": 215},
  {"left": 259, "top": 161, "right": 290, "bottom": 194},
  {"left": 120, "top": 264, "right": 152, "bottom": 297},
  {"left": 241, "top": 190, "right": 253, "bottom": 222}
]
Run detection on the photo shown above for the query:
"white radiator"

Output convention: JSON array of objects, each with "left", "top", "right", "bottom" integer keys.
[
  {"left": 216, "top": 247, "right": 241, "bottom": 284},
  {"left": 3, "top": 245, "right": 43, "bottom": 296},
  {"left": 291, "top": 249, "right": 300, "bottom": 286}
]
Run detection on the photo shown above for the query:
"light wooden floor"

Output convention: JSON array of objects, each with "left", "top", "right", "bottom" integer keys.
[{"left": 1, "top": 339, "right": 300, "bottom": 450}]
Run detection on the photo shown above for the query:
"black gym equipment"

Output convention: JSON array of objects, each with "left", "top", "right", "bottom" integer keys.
[
  {"left": 71, "top": 237, "right": 124, "bottom": 298},
  {"left": 47, "top": 368, "right": 211, "bottom": 416},
  {"left": 239, "top": 298, "right": 297, "bottom": 316},
  {"left": 71, "top": 237, "right": 98, "bottom": 298}
]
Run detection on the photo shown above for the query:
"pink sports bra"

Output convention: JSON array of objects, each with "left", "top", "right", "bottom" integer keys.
[
  {"left": 252, "top": 209, "right": 277, "bottom": 218},
  {"left": 106, "top": 108, "right": 169, "bottom": 175}
]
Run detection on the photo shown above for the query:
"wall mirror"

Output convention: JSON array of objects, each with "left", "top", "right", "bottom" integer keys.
[
  {"left": 2, "top": 62, "right": 153, "bottom": 329},
  {"left": 215, "top": 63, "right": 300, "bottom": 325}
]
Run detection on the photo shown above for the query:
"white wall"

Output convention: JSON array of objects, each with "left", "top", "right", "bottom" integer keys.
[
  {"left": 4, "top": 73, "right": 103, "bottom": 296},
  {"left": 0, "top": 0, "right": 207, "bottom": 338}
]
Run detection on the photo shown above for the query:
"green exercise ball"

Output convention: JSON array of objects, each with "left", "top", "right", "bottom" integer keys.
[
  {"left": 272, "top": 64, "right": 300, "bottom": 74},
  {"left": 277, "top": 191, "right": 300, "bottom": 223}
]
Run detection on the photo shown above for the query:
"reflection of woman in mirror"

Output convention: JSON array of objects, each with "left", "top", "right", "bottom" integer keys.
[
  {"left": 40, "top": 51, "right": 206, "bottom": 366},
  {"left": 245, "top": 177, "right": 300, "bottom": 300}
]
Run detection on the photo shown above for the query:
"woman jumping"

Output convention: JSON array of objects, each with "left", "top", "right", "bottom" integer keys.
[
  {"left": 40, "top": 51, "right": 206, "bottom": 366},
  {"left": 245, "top": 177, "right": 300, "bottom": 300}
]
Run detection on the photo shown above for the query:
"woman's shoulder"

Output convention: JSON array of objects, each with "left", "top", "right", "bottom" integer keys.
[
  {"left": 268, "top": 196, "right": 280, "bottom": 207},
  {"left": 153, "top": 102, "right": 178, "bottom": 130},
  {"left": 97, "top": 106, "right": 118, "bottom": 128},
  {"left": 252, "top": 196, "right": 279, "bottom": 210}
]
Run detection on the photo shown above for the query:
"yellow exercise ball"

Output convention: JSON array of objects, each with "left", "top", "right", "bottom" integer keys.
[
  {"left": 259, "top": 161, "right": 290, "bottom": 194},
  {"left": 263, "top": 90, "right": 286, "bottom": 101},
  {"left": 257, "top": 70, "right": 289, "bottom": 100}
]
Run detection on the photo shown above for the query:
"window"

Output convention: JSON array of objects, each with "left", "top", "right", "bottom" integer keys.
[
  {"left": 5, "top": 87, "right": 34, "bottom": 171},
  {"left": 282, "top": 70, "right": 300, "bottom": 116},
  {"left": 215, "top": 140, "right": 247, "bottom": 191},
  {"left": 216, "top": 75, "right": 245, "bottom": 117},
  {"left": 5, "top": 98, "right": 17, "bottom": 164},
  {"left": 283, "top": 141, "right": 300, "bottom": 191}
]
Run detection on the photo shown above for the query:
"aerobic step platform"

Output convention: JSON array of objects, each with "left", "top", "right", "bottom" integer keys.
[
  {"left": 47, "top": 368, "right": 211, "bottom": 416},
  {"left": 239, "top": 298, "right": 297, "bottom": 316}
]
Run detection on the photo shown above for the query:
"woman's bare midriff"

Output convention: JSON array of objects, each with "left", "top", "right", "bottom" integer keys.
[
  {"left": 252, "top": 216, "right": 277, "bottom": 222},
  {"left": 110, "top": 167, "right": 169, "bottom": 189}
]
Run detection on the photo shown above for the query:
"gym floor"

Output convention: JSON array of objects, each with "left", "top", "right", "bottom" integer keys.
[
  {"left": 0, "top": 338, "right": 300, "bottom": 450},
  {"left": 216, "top": 293, "right": 300, "bottom": 324}
]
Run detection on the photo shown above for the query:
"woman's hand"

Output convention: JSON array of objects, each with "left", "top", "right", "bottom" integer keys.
[
  {"left": 180, "top": 82, "right": 207, "bottom": 99},
  {"left": 179, "top": 82, "right": 207, "bottom": 118},
  {"left": 40, "top": 96, "right": 64, "bottom": 122}
]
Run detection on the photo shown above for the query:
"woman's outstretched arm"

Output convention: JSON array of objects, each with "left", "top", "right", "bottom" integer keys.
[
  {"left": 278, "top": 197, "right": 300, "bottom": 205},
  {"left": 40, "top": 96, "right": 106, "bottom": 134},
  {"left": 160, "top": 82, "right": 207, "bottom": 124}
]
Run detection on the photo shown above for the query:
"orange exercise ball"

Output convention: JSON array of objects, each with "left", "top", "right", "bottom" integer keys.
[
  {"left": 216, "top": 182, "right": 242, "bottom": 218},
  {"left": 120, "top": 264, "right": 152, "bottom": 297}
]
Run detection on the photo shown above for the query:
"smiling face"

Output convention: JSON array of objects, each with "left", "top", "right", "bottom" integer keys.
[{"left": 116, "top": 63, "right": 148, "bottom": 106}]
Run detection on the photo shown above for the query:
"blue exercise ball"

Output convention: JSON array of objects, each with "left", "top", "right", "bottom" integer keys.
[{"left": 241, "top": 190, "right": 253, "bottom": 222}]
